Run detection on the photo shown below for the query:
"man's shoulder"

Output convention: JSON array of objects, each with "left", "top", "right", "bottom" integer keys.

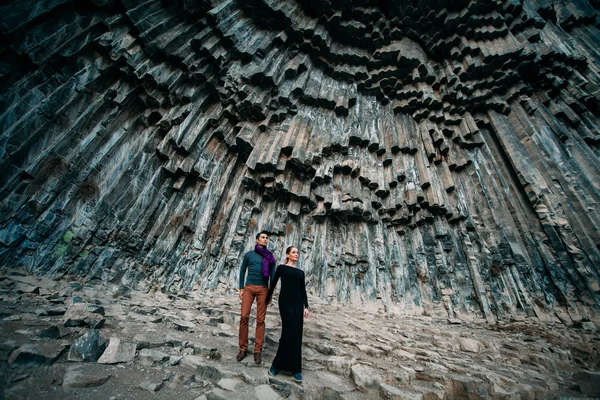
[{"left": 244, "top": 250, "right": 256, "bottom": 257}]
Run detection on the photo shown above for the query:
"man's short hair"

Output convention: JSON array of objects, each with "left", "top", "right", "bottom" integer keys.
[{"left": 256, "top": 231, "right": 268, "bottom": 240}]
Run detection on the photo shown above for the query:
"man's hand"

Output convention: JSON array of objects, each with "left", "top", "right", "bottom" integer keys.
[
  {"left": 239, "top": 289, "right": 244, "bottom": 300},
  {"left": 303, "top": 308, "right": 309, "bottom": 318}
]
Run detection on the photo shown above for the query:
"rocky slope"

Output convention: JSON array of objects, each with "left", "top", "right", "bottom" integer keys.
[{"left": 1, "top": 269, "right": 599, "bottom": 399}]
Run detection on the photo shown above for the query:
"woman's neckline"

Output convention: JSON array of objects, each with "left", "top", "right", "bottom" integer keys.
[{"left": 282, "top": 263, "right": 296, "bottom": 268}]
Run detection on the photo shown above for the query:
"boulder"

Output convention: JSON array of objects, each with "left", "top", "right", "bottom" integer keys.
[
  {"left": 138, "top": 380, "right": 164, "bottom": 393},
  {"left": 181, "top": 355, "right": 224, "bottom": 380},
  {"left": 133, "top": 333, "right": 166, "bottom": 349},
  {"left": 573, "top": 370, "right": 600, "bottom": 397},
  {"left": 63, "top": 365, "right": 111, "bottom": 388},
  {"left": 47, "top": 307, "right": 67, "bottom": 316},
  {"left": 68, "top": 329, "right": 107, "bottom": 362},
  {"left": 350, "top": 363, "right": 382, "bottom": 390},
  {"left": 8, "top": 341, "right": 68, "bottom": 367},
  {"left": 137, "top": 348, "right": 170, "bottom": 366},
  {"left": 457, "top": 337, "right": 483, "bottom": 353},
  {"left": 325, "top": 356, "right": 356, "bottom": 376},
  {"left": 97, "top": 338, "right": 136, "bottom": 364},
  {"left": 40, "top": 325, "right": 69, "bottom": 339},
  {"left": 217, "top": 378, "right": 244, "bottom": 391},
  {"left": 171, "top": 318, "right": 196, "bottom": 332}
]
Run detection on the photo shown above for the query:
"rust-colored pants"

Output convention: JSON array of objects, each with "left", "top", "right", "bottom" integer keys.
[{"left": 239, "top": 284, "right": 268, "bottom": 353}]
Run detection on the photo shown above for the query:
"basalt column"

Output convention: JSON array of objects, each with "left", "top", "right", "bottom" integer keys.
[{"left": 1, "top": 0, "right": 599, "bottom": 322}]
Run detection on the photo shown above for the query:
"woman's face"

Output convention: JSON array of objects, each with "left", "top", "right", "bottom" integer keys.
[{"left": 287, "top": 247, "right": 299, "bottom": 261}]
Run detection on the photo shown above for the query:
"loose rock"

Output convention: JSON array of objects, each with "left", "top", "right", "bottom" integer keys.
[
  {"left": 68, "top": 329, "right": 108, "bottom": 362},
  {"left": 351, "top": 363, "right": 382, "bottom": 390},
  {"left": 8, "top": 341, "right": 68, "bottom": 367},
  {"left": 138, "top": 348, "right": 170, "bottom": 366},
  {"left": 573, "top": 370, "right": 600, "bottom": 397},
  {"left": 138, "top": 380, "right": 164, "bottom": 393},
  {"left": 40, "top": 325, "right": 69, "bottom": 339},
  {"left": 97, "top": 338, "right": 136, "bottom": 364},
  {"left": 254, "top": 384, "right": 282, "bottom": 400},
  {"left": 63, "top": 366, "right": 111, "bottom": 388}
]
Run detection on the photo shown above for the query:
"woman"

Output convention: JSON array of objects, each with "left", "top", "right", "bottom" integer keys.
[{"left": 266, "top": 245, "right": 309, "bottom": 383}]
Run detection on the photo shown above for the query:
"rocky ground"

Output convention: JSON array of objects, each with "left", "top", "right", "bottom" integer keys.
[{"left": 0, "top": 269, "right": 599, "bottom": 400}]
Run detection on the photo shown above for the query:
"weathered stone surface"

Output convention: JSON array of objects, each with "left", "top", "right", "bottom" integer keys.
[
  {"left": 205, "top": 388, "right": 231, "bottom": 400},
  {"left": 170, "top": 319, "right": 196, "bottom": 332},
  {"left": 379, "top": 383, "right": 421, "bottom": 400},
  {"left": 97, "top": 338, "right": 136, "bottom": 364},
  {"left": 216, "top": 377, "right": 244, "bottom": 391},
  {"left": 62, "top": 365, "right": 111, "bottom": 388},
  {"left": 133, "top": 334, "right": 166, "bottom": 350},
  {"left": 137, "top": 348, "right": 170, "bottom": 366},
  {"left": 68, "top": 329, "right": 107, "bottom": 362},
  {"left": 0, "top": 341, "right": 20, "bottom": 361},
  {"left": 181, "top": 356, "right": 224, "bottom": 380},
  {"left": 266, "top": 375, "right": 293, "bottom": 398},
  {"left": 254, "top": 384, "right": 281, "bottom": 400},
  {"left": 35, "top": 309, "right": 48, "bottom": 316},
  {"left": 10, "top": 373, "right": 29, "bottom": 383},
  {"left": 315, "top": 371, "right": 355, "bottom": 396},
  {"left": 325, "top": 356, "right": 356, "bottom": 377},
  {"left": 185, "top": 341, "right": 221, "bottom": 359},
  {"left": 14, "top": 283, "right": 39, "bottom": 294},
  {"left": 8, "top": 342, "right": 68, "bottom": 367},
  {"left": 40, "top": 325, "right": 69, "bottom": 339},
  {"left": 46, "top": 307, "right": 67, "bottom": 316},
  {"left": 573, "top": 370, "right": 600, "bottom": 397},
  {"left": 63, "top": 303, "right": 105, "bottom": 328},
  {"left": 138, "top": 380, "right": 164, "bottom": 393},
  {"left": 582, "top": 322, "right": 596, "bottom": 331},
  {"left": 241, "top": 369, "right": 270, "bottom": 386},
  {"left": 457, "top": 337, "right": 483, "bottom": 353},
  {"left": 350, "top": 363, "right": 382, "bottom": 390}
]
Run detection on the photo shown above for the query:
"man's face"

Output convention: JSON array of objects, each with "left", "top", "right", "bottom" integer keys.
[{"left": 256, "top": 233, "right": 268, "bottom": 247}]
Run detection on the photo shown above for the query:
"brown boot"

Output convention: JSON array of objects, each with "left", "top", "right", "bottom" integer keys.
[
  {"left": 254, "top": 352, "right": 262, "bottom": 364},
  {"left": 236, "top": 350, "right": 247, "bottom": 362}
]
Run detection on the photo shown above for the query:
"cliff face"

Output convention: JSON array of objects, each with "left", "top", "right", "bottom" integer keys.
[{"left": 1, "top": 0, "right": 599, "bottom": 320}]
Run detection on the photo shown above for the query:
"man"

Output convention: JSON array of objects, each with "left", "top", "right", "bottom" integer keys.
[{"left": 237, "top": 231, "right": 276, "bottom": 364}]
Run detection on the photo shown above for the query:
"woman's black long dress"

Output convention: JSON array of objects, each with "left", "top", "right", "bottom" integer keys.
[{"left": 266, "top": 264, "right": 309, "bottom": 374}]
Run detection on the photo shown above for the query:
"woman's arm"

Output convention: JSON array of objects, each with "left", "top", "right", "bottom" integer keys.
[
  {"left": 301, "top": 271, "right": 309, "bottom": 310},
  {"left": 266, "top": 266, "right": 281, "bottom": 305}
]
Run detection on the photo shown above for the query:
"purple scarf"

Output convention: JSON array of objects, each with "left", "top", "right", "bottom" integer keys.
[{"left": 254, "top": 244, "right": 275, "bottom": 277}]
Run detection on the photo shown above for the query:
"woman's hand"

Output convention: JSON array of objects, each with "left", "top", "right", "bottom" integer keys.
[{"left": 303, "top": 308, "right": 309, "bottom": 318}]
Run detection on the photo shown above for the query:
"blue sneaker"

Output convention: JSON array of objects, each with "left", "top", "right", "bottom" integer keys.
[
  {"left": 268, "top": 366, "right": 278, "bottom": 376},
  {"left": 292, "top": 373, "right": 302, "bottom": 383}
]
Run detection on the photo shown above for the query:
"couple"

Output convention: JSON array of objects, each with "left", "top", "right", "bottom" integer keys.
[{"left": 237, "top": 231, "right": 309, "bottom": 383}]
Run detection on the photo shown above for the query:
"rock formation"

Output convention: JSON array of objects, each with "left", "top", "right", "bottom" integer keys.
[{"left": 0, "top": 0, "right": 599, "bottom": 321}]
